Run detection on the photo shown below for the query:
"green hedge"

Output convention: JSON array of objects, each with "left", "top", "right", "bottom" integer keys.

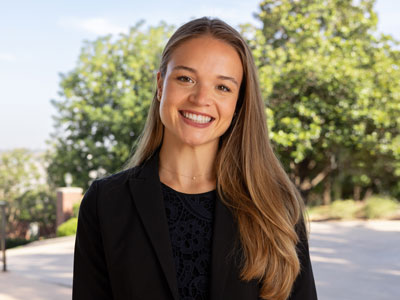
[
  {"left": 56, "top": 217, "right": 78, "bottom": 237},
  {"left": 329, "top": 200, "right": 362, "bottom": 220},
  {"left": 307, "top": 195, "right": 399, "bottom": 221},
  {"left": 364, "top": 196, "right": 399, "bottom": 219},
  {"left": 73, "top": 202, "right": 81, "bottom": 218},
  {"left": 5, "top": 237, "right": 36, "bottom": 249}
]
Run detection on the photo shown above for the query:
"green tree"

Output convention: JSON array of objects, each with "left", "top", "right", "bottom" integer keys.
[
  {"left": 249, "top": 0, "right": 400, "bottom": 203},
  {"left": 16, "top": 188, "right": 57, "bottom": 237},
  {"left": 0, "top": 149, "right": 55, "bottom": 238},
  {"left": 48, "top": 22, "right": 174, "bottom": 189}
]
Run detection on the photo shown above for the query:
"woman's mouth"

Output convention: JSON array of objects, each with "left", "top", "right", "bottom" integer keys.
[{"left": 180, "top": 111, "right": 214, "bottom": 124}]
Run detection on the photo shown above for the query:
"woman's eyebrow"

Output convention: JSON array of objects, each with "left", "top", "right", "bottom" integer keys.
[
  {"left": 173, "top": 65, "right": 239, "bottom": 87},
  {"left": 218, "top": 75, "right": 238, "bottom": 87},
  {"left": 173, "top": 65, "right": 196, "bottom": 73}
]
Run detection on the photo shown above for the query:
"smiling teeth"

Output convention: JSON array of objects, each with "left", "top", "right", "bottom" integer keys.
[{"left": 182, "top": 112, "right": 212, "bottom": 123}]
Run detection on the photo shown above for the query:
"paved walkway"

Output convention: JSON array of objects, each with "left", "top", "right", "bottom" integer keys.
[
  {"left": 310, "top": 221, "right": 400, "bottom": 300},
  {"left": 0, "top": 221, "right": 399, "bottom": 299},
  {"left": 0, "top": 235, "right": 74, "bottom": 300}
]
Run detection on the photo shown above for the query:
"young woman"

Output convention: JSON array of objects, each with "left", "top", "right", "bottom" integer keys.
[{"left": 73, "top": 17, "right": 317, "bottom": 300}]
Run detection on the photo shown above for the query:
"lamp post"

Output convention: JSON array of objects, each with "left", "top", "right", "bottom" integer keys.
[{"left": 0, "top": 201, "right": 7, "bottom": 272}]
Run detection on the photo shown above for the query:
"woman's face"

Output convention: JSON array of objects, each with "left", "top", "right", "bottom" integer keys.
[{"left": 157, "top": 36, "right": 243, "bottom": 149}]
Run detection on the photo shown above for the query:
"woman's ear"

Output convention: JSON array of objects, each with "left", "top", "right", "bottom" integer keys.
[{"left": 156, "top": 71, "right": 163, "bottom": 102}]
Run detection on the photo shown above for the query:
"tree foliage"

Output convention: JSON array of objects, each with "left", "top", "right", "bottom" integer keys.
[
  {"left": 247, "top": 0, "right": 400, "bottom": 202},
  {"left": 48, "top": 22, "right": 174, "bottom": 189},
  {"left": 16, "top": 188, "right": 57, "bottom": 237},
  {"left": 0, "top": 149, "right": 55, "bottom": 238}
]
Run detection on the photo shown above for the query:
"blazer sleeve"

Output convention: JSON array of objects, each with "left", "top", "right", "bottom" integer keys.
[
  {"left": 287, "top": 221, "right": 318, "bottom": 300},
  {"left": 73, "top": 180, "right": 113, "bottom": 299}
]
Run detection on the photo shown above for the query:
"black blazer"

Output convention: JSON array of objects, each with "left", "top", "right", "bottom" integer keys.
[{"left": 73, "top": 151, "right": 317, "bottom": 300}]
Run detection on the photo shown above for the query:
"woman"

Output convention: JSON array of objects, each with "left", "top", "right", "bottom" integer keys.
[{"left": 73, "top": 17, "right": 317, "bottom": 300}]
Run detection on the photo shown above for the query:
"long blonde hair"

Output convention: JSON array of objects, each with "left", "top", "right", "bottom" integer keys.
[{"left": 125, "top": 17, "right": 305, "bottom": 300}]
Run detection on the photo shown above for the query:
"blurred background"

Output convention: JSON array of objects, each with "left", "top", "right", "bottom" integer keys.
[{"left": 0, "top": 0, "right": 400, "bottom": 299}]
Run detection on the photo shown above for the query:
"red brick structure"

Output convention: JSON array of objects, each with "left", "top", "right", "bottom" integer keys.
[{"left": 56, "top": 187, "right": 83, "bottom": 227}]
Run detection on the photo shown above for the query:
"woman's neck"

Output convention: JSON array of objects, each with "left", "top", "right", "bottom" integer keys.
[{"left": 159, "top": 140, "right": 218, "bottom": 194}]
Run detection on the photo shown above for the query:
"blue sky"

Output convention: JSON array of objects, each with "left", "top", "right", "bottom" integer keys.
[{"left": 1, "top": 0, "right": 399, "bottom": 150}]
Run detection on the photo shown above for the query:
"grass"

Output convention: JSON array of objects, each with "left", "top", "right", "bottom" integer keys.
[{"left": 307, "top": 195, "right": 399, "bottom": 221}]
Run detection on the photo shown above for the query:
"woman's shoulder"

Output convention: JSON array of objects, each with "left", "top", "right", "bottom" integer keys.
[
  {"left": 80, "top": 167, "right": 143, "bottom": 216},
  {"left": 87, "top": 166, "right": 142, "bottom": 197}
]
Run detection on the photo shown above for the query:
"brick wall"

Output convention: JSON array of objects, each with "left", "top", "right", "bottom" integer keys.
[{"left": 56, "top": 187, "right": 83, "bottom": 227}]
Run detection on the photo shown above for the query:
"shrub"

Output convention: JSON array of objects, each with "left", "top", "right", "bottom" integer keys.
[
  {"left": 56, "top": 217, "right": 78, "bottom": 237},
  {"left": 329, "top": 200, "right": 361, "bottom": 220},
  {"left": 306, "top": 205, "right": 331, "bottom": 221},
  {"left": 73, "top": 202, "right": 81, "bottom": 218},
  {"left": 364, "top": 196, "right": 399, "bottom": 219},
  {"left": 5, "top": 237, "right": 35, "bottom": 249}
]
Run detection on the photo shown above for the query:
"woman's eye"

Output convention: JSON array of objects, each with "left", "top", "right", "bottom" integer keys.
[
  {"left": 177, "top": 76, "right": 193, "bottom": 83},
  {"left": 218, "top": 85, "right": 231, "bottom": 92}
]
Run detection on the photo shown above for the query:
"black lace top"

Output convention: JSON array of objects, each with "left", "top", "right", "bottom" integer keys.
[{"left": 161, "top": 182, "right": 216, "bottom": 300}]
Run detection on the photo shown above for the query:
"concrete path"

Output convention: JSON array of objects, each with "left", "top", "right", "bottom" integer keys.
[
  {"left": 0, "top": 221, "right": 399, "bottom": 299},
  {"left": 0, "top": 235, "right": 74, "bottom": 300},
  {"left": 310, "top": 221, "right": 400, "bottom": 300}
]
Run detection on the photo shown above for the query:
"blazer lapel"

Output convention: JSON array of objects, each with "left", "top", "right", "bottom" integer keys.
[
  {"left": 128, "top": 152, "right": 179, "bottom": 300},
  {"left": 210, "top": 195, "right": 238, "bottom": 300}
]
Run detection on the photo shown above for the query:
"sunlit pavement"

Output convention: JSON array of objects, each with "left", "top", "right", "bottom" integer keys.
[
  {"left": 0, "top": 235, "right": 74, "bottom": 300},
  {"left": 0, "top": 221, "right": 399, "bottom": 300},
  {"left": 310, "top": 221, "right": 400, "bottom": 300}
]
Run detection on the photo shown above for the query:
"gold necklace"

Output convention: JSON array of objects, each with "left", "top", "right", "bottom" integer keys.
[{"left": 160, "top": 165, "right": 212, "bottom": 181}]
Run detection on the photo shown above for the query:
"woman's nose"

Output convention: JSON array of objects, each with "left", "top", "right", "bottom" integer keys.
[{"left": 189, "top": 83, "right": 212, "bottom": 106}]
